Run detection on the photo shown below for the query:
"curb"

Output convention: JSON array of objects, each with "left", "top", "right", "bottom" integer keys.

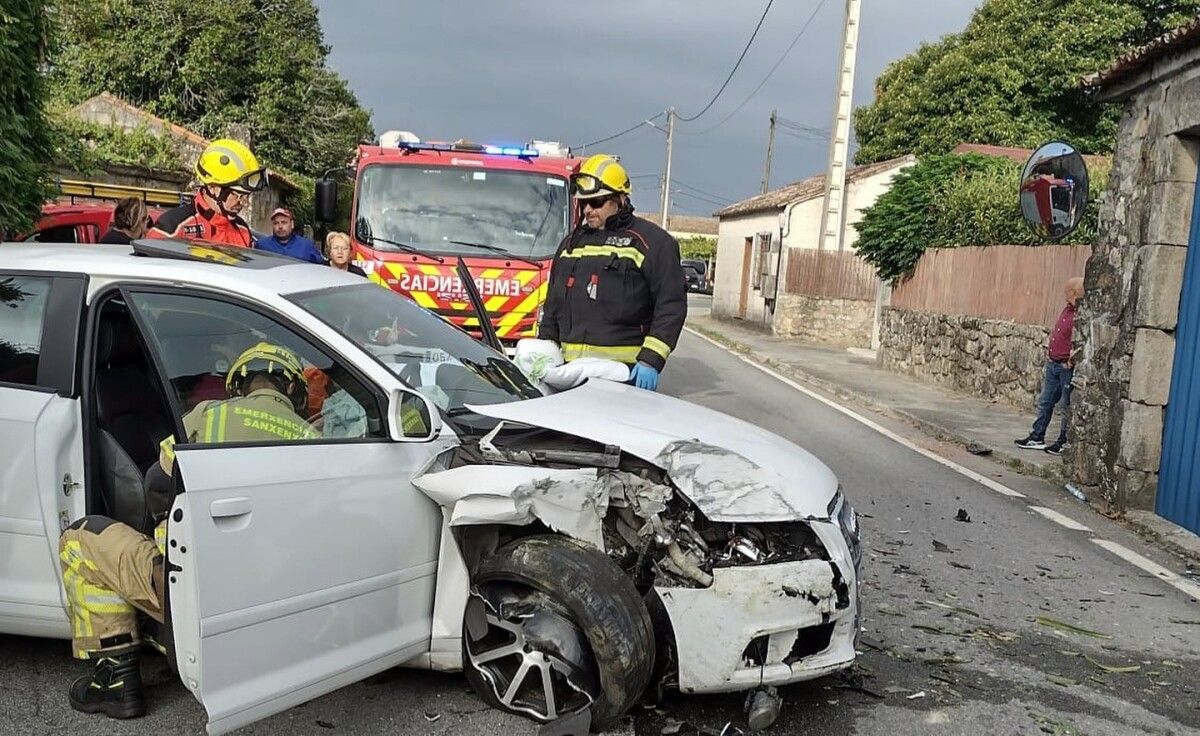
[
  {"left": 687, "top": 321, "right": 1064, "bottom": 483},
  {"left": 1125, "top": 511, "right": 1200, "bottom": 566}
]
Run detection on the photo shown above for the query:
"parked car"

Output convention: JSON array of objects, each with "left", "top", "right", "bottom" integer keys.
[
  {"left": 0, "top": 240, "right": 860, "bottom": 734},
  {"left": 681, "top": 258, "right": 711, "bottom": 294}
]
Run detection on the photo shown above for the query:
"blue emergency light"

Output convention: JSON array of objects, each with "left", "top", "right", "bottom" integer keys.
[
  {"left": 485, "top": 145, "right": 540, "bottom": 157},
  {"left": 392, "top": 140, "right": 538, "bottom": 157}
]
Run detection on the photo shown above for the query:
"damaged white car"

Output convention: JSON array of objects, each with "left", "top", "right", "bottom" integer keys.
[{"left": 0, "top": 241, "right": 861, "bottom": 734}]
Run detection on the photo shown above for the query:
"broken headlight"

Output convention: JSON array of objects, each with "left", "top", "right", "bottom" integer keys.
[{"left": 829, "top": 488, "right": 861, "bottom": 571}]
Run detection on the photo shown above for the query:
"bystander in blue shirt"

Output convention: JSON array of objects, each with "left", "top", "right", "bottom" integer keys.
[{"left": 256, "top": 207, "right": 324, "bottom": 264}]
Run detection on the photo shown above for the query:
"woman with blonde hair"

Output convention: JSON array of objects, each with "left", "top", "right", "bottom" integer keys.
[
  {"left": 100, "top": 197, "right": 150, "bottom": 244},
  {"left": 325, "top": 231, "right": 366, "bottom": 276}
]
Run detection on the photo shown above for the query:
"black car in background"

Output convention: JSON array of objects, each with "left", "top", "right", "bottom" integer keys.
[{"left": 681, "top": 258, "right": 711, "bottom": 294}]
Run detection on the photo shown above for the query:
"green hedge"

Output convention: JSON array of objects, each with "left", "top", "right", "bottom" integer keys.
[
  {"left": 0, "top": 1, "right": 55, "bottom": 235},
  {"left": 854, "top": 153, "right": 1108, "bottom": 282},
  {"left": 678, "top": 235, "right": 717, "bottom": 260},
  {"left": 52, "top": 113, "right": 187, "bottom": 174}
]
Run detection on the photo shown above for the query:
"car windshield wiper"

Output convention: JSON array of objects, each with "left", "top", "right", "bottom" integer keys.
[{"left": 447, "top": 240, "right": 543, "bottom": 269}]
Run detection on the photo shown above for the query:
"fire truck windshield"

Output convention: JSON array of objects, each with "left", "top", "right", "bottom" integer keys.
[{"left": 356, "top": 164, "right": 570, "bottom": 259}]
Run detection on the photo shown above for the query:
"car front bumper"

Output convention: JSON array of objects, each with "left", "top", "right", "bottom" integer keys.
[{"left": 654, "top": 528, "right": 859, "bottom": 694}]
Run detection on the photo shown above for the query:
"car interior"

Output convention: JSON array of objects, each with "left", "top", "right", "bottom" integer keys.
[{"left": 91, "top": 298, "right": 176, "bottom": 534}]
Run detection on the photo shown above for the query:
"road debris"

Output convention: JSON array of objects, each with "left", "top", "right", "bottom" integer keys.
[
  {"left": 423, "top": 712, "right": 442, "bottom": 723},
  {"left": 1063, "top": 483, "right": 1088, "bottom": 503},
  {"left": 949, "top": 561, "right": 973, "bottom": 570},
  {"left": 1046, "top": 675, "right": 1078, "bottom": 687},
  {"left": 1035, "top": 616, "right": 1113, "bottom": 639},
  {"left": 907, "top": 691, "right": 927, "bottom": 700},
  {"left": 1083, "top": 654, "right": 1141, "bottom": 673},
  {"left": 932, "top": 540, "right": 953, "bottom": 553},
  {"left": 745, "top": 686, "right": 781, "bottom": 732},
  {"left": 954, "top": 508, "right": 972, "bottom": 523},
  {"left": 1168, "top": 617, "right": 1200, "bottom": 625},
  {"left": 965, "top": 442, "right": 992, "bottom": 456},
  {"left": 923, "top": 600, "right": 981, "bottom": 617}
]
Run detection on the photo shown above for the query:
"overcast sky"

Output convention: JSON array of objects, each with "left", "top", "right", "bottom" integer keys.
[{"left": 313, "top": 1, "right": 979, "bottom": 216}]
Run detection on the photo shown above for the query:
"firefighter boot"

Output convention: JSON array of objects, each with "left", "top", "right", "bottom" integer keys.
[{"left": 68, "top": 652, "right": 145, "bottom": 719}]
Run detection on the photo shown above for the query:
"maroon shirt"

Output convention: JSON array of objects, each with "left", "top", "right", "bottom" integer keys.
[{"left": 1049, "top": 302, "right": 1076, "bottom": 363}]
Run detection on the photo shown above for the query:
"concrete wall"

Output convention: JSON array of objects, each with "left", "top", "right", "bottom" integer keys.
[
  {"left": 1067, "top": 54, "right": 1200, "bottom": 512},
  {"left": 879, "top": 308, "right": 1050, "bottom": 411}
]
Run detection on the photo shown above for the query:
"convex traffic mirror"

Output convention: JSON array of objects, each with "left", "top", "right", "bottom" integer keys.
[{"left": 1019, "top": 141, "right": 1090, "bottom": 240}]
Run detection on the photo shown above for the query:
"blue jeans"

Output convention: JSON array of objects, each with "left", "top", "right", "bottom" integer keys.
[{"left": 1030, "top": 361, "right": 1073, "bottom": 444}]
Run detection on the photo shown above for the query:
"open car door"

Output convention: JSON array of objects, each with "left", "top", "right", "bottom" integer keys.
[{"left": 167, "top": 443, "right": 441, "bottom": 734}]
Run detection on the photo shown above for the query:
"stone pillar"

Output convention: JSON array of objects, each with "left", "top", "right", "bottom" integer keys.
[{"left": 1066, "top": 68, "right": 1200, "bottom": 513}]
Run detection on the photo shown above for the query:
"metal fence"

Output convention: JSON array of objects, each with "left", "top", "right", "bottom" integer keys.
[
  {"left": 783, "top": 248, "right": 878, "bottom": 301},
  {"left": 889, "top": 245, "right": 1092, "bottom": 326}
]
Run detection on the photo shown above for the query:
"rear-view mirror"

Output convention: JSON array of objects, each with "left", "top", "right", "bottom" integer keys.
[{"left": 315, "top": 178, "right": 338, "bottom": 223}]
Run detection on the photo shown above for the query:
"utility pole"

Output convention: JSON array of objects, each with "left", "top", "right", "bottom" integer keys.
[
  {"left": 762, "top": 109, "right": 777, "bottom": 194},
  {"left": 817, "top": 0, "right": 861, "bottom": 252},
  {"left": 659, "top": 107, "right": 675, "bottom": 229}
]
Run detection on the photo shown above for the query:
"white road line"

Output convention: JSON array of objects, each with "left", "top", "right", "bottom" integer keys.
[
  {"left": 684, "top": 327, "right": 1027, "bottom": 499},
  {"left": 685, "top": 326, "right": 1200, "bottom": 601},
  {"left": 1029, "top": 506, "right": 1092, "bottom": 532},
  {"left": 1091, "top": 539, "right": 1200, "bottom": 600}
]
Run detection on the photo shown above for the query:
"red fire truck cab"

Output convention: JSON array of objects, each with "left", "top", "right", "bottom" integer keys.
[{"left": 319, "top": 132, "right": 579, "bottom": 347}]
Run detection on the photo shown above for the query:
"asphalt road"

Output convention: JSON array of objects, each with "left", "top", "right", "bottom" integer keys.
[{"left": 4, "top": 296, "right": 1198, "bottom": 735}]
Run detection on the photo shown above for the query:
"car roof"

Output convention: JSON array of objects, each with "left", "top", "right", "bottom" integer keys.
[{"left": 0, "top": 241, "right": 361, "bottom": 300}]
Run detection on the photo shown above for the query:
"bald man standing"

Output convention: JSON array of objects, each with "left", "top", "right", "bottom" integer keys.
[{"left": 1016, "top": 276, "right": 1085, "bottom": 456}]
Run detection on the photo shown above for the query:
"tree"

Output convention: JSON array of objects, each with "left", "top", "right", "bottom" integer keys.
[
  {"left": 0, "top": 0, "right": 55, "bottom": 235},
  {"left": 853, "top": 0, "right": 1200, "bottom": 164},
  {"left": 48, "top": 0, "right": 372, "bottom": 177},
  {"left": 854, "top": 153, "right": 1108, "bottom": 282}
]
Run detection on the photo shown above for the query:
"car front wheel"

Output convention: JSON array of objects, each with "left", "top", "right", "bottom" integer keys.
[{"left": 462, "top": 535, "right": 655, "bottom": 730}]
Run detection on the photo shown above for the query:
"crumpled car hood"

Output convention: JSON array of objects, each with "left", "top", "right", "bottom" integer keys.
[{"left": 467, "top": 379, "right": 838, "bottom": 521}]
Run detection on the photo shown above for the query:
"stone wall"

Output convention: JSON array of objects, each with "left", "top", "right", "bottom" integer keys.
[
  {"left": 878, "top": 308, "right": 1048, "bottom": 411},
  {"left": 773, "top": 294, "right": 874, "bottom": 347},
  {"left": 1066, "top": 60, "right": 1200, "bottom": 512}
]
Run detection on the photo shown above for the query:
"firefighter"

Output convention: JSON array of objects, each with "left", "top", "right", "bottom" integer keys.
[
  {"left": 148, "top": 138, "right": 265, "bottom": 247},
  {"left": 538, "top": 154, "right": 687, "bottom": 391},
  {"left": 58, "top": 343, "right": 315, "bottom": 719}
]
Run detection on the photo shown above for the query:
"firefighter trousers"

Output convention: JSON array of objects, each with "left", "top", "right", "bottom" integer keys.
[{"left": 59, "top": 516, "right": 166, "bottom": 659}]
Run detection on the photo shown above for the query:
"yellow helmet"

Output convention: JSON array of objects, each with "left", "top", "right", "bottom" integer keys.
[
  {"left": 226, "top": 342, "right": 308, "bottom": 408},
  {"left": 571, "top": 154, "right": 631, "bottom": 199},
  {"left": 196, "top": 139, "right": 267, "bottom": 193}
]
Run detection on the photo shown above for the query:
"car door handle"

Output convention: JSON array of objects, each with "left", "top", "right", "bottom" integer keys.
[{"left": 210, "top": 497, "right": 253, "bottom": 518}]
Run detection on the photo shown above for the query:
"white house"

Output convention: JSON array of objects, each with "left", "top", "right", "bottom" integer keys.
[{"left": 711, "top": 155, "right": 914, "bottom": 346}]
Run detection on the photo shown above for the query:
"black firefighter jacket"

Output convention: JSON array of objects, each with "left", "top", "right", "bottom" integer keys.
[{"left": 539, "top": 207, "right": 687, "bottom": 372}]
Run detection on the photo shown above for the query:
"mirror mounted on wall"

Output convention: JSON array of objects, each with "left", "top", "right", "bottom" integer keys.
[{"left": 1019, "top": 141, "right": 1090, "bottom": 240}]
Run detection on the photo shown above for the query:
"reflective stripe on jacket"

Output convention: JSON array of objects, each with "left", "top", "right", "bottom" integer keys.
[{"left": 538, "top": 208, "right": 687, "bottom": 371}]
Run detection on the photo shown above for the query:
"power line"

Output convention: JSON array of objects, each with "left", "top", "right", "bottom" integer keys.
[
  {"left": 672, "top": 190, "right": 729, "bottom": 208},
  {"left": 777, "top": 116, "right": 829, "bottom": 135},
  {"left": 574, "top": 112, "right": 665, "bottom": 150},
  {"left": 677, "top": 0, "right": 775, "bottom": 122},
  {"left": 686, "top": 0, "right": 830, "bottom": 135},
  {"left": 672, "top": 178, "right": 735, "bottom": 204}
]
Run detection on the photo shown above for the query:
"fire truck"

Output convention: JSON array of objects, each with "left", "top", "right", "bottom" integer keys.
[{"left": 316, "top": 132, "right": 579, "bottom": 347}]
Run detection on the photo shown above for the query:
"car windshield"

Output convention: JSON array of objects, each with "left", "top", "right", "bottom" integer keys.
[
  {"left": 355, "top": 164, "right": 570, "bottom": 259},
  {"left": 291, "top": 284, "right": 541, "bottom": 416}
]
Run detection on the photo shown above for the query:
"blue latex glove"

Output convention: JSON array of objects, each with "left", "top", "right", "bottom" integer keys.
[{"left": 629, "top": 361, "right": 660, "bottom": 391}]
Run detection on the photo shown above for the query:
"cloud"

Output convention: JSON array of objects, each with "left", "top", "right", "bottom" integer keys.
[{"left": 316, "top": 0, "right": 977, "bottom": 214}]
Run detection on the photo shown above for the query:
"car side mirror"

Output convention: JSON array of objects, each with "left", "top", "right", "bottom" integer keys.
[
  {"left": 1019, "top": 140, "right": 1090, "bottom": 241},
  {"left": 389, "top": 387, "right": 441, "bottom": 441},
  {"left": 315, "top": 178, "right": 338, "bottom": 224}
]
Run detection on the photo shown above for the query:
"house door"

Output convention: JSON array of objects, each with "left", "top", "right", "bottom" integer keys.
[
  {"left": 1157, "top": 175, "right": 1200, "bottom": 534},
  {"left": 738, "top": 237, "right": 753, "bottom": 317}
]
